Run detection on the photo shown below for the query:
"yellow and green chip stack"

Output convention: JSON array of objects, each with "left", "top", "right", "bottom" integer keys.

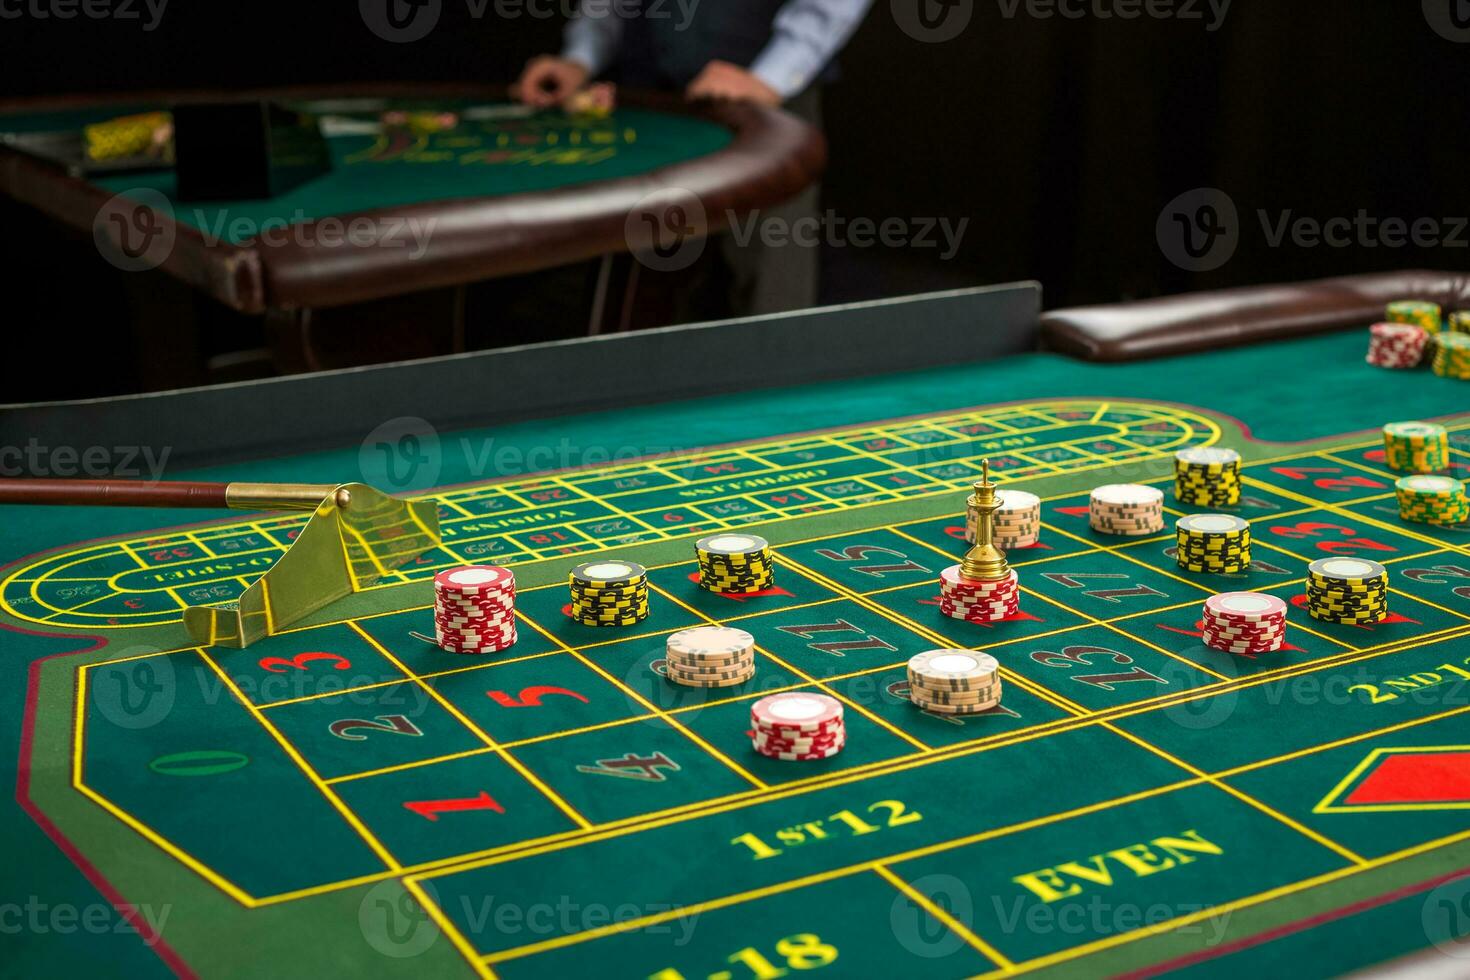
[
  {"left": 1306, "top": 558, "right": 1389, "bottom": 625},
  {"left": 1174, "top": 447, "right": 1241, "bottom": 507},
  {"left": 695, "top": 533, "right": 775, "bottom": 593},
  {"left": 1386, "top": 299, "right": 1442, "bottom": 334},
  {"left": 1175, "top": 514, "right": 1252, "bottom": 573},
  {"left": 1395, "top": 475, "right": 1469, "bottom": 525},
  {"left": 1448, "top": 311, "right": 1470, "bottom": 335},
  {"left": 1382, "top": 421, "right": 1450, "bottom": 473},
  {"left": 84, "top": 111, "right": 170, "bottom": 162},
  {"left": 568, "top": 560, "right": 649, "bottom": 626},
  {"left": 1432, "top": 333, "right": 1470, "bottom": 380}
]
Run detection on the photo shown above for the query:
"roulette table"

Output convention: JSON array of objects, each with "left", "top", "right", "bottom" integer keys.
[
  {"left": 2, "top": 274, "right": 1469, "bottom": 978},
  {"left": 0, "top": 83, "right": 823, "bottom": 382}
]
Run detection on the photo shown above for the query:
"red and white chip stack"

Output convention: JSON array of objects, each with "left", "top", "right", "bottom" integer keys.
[
  {"left": 750, "top": 692, "right": 845, "bottom": 761},
  {"left": 1366, "top": 322, "right": 1429, "bottom": 369},
  {"left": 1201, "top": 592, "right": 1287, "bottom": 655},
  {"left": 938, "top": 565, "right": 1020, "bottom": 623},
  {"left": 433, "top": 566, "right": 517, "bottom": 654}
]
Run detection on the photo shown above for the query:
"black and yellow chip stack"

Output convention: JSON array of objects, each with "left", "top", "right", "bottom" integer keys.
[
  {"left": 568, "top": 560, "right": 650, "bottom": 626},
  {"left": 695, "top": 533, "right": 776, "bottom": 593},
  {"left": 1395, "top": 475, "right": 1470, "bottom": 525},
  {"left": 1306, "top": 558, "right": 1389, "bottom": 624},
  {"left": 1174, "top": 447, "right": 1241, "bottom": 506},
  {"left": 1175, "top": 514, "right": 1252, "bottom": 573},
  {"left": 1382, "top": 421, "right": 1450, "bottom": 473}
]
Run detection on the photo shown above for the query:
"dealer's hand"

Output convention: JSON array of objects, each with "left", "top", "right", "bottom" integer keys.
[
  {"left": 686, "top": 60, "right": 781, "bottom": 106},
  {"left": 514, "top": 56, "right": 591, "bottom": 108}
]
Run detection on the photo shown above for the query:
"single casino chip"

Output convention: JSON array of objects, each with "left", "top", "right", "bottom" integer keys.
[
  {"left": 939, "top": 565, "right": 1018, "bottom": 595},
  {"left": 570, "top": 560, "right": 647, "bottom": 589},
  {"left": 667, "top": 626, "right": 755, "bottom": 656},
  {"left": 695, "top": 533, "right": 770, "bottom": 557},
  {"left": 1091, "top": 484, "right": 1165, "bottom": 507},
  {"left": 1176, "top": 514, "right": 1250, "bottom": 537},
  {"left": 1176, "top": 447, "right": 1242, "bottom": 470},
  {"left": 908, "top": 649, "right": 999, "bottom": 689},
  {"left": 751, "top": 692, "right": 843, "bottom": 734},
  {"left": 1203, "top": 592, "right": 1288, "bottom": 623},
  {"left": 1307, "top": 558, "right": 1388, "bottom": 586},
  {"left": 435, "top": 565, "right": 515, "bottom": 595}
]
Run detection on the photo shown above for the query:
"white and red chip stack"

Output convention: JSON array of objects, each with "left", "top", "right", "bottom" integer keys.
[
  {"left": 1089, "top": 484, "right": 1165, "bottom": 536},
  {"left": 1201, "top": 592, "right": 1287, "bottom": 655},
  {"left": 750, "top": 692, "right": 845, "bottom": 761},
  {"left": 664, "top": 626, "right": 756, "bottom": 687},
  {"left": 433, "top": 566, "right": 517, "bottom": 654},
  {"left": 907, "top": 649, "right": 1002, "bottom": 714},
  {"left": 967, "top": 488, "right": 1042, "bottom": 548},
  {"left": 939, "top": 565, "right": 1020, "bottom": 623},
  {"left": 1366, "top": 322, "right": 1430, "bottom": 369}
]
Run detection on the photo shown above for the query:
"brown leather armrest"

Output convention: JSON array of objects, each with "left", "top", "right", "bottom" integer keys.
[{"left": 1040, "top": 270, "right": 1470, "bottom": 362}]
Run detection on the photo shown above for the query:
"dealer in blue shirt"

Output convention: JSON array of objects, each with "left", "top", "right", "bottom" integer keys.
[{"left": 515, "top": 0, "right": 875, "bottom": 316}]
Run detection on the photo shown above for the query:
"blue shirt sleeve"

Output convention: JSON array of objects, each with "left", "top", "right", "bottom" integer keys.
[
  {"left": 750, "top": 0, "right": 876, "bottom": 99},
  {"left": 561, "top": 4, "right": 625, "bottom": 76}
]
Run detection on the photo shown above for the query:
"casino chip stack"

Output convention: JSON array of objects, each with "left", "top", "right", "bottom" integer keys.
[
  {"left": 1366, "top": 322, "right": 1429, "bottom": 369},
  {"left": 1307, "top": 558, "right": 1389, "bottom": 625},
  {"left": 695, "top": 534, "right": 775, "bottom": 593},
  {"left": 663, "top": 626, "right": 756, "bottom": 687},
  {"left": 1174, "top": 448, "right": 1241, "bottom": 507},
  {"left": 906, "top": 649, "right": 1002, "bottom": 714},
  {"left": 1175, "top": 515, "right": 1252, "bottom": 573},
  {"left": 1382, "top": 421, "right": 1450, "bottom": 473},
  {"left": 750, "top": 692, "right": 845, "bottom": 761},
  {"left": 938, "top": 565, "right": 1019, "bottom": 622},
  {"left": 1201, "top": 592, "right": 1287, "bottom": 655},
  {"left": 1090, "top": 484, "right": 1166, "bottom": 536},
  {"left": 1395, "top": 475, "right": 1470, "bottom": 525},
  {"left": 1450, "top": 312, "right": 1470, "bottom": 335},
  {"left": 434, "top": 566, "right": 517, "bottom": 654},
  {"left": 568, "top": 560, "right": 649, "bottom": 626},
  {"left": 1432, "top": 333, "right": 1470, "bottom": 380},
  {"left": 1386, "top": 299, "right": 1442, "bottom": 333},
  {"left": 967, "top": 488, "right": 1042, "bottom": 548}
]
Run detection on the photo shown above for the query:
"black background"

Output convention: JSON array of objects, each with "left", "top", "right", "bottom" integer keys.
[{"left": 6, "top": 0, "right": 1469, "bottom": 309}]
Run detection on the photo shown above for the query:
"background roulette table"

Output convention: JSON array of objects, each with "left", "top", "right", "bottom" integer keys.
[
  {"left": 0, "top": 83, "right": 824, "bottom": 387},
  {"left": 2, "top": 273, "right": 1469, "bottom": 978}
]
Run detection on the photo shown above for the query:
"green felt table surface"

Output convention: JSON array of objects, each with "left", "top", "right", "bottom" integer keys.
[
  {"left": 0, "top": 101, "right": 731, "bottom": 243},
  {"left": 2, "top": 329, "right": 1468, "bottom": 978}
]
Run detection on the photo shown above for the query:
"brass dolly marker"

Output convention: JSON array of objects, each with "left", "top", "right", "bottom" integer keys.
[{"left": 960, "top": 459, "right": 1011, "bottom": 582}]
